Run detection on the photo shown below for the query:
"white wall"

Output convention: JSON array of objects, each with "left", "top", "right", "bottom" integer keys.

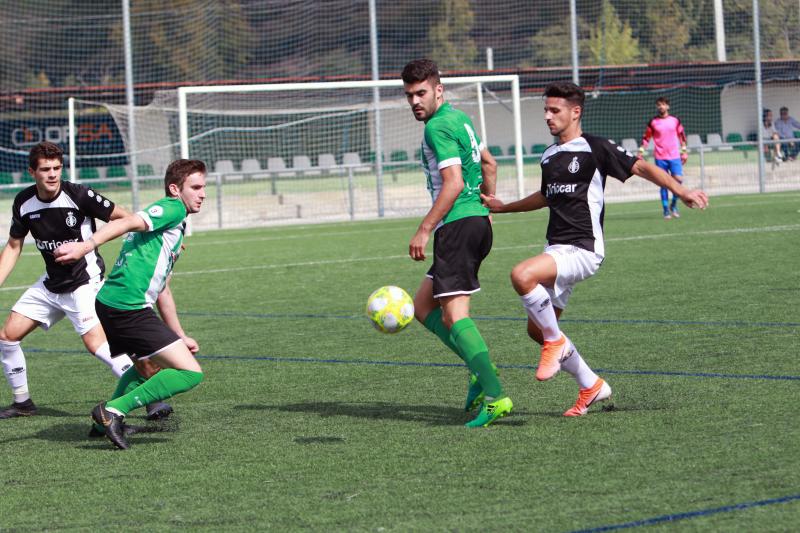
[{"left": 721, "top": 82, "right": 800, "bottom": 139}]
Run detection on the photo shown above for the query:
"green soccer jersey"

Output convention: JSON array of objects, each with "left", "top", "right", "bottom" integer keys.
[
  {"left": 97, "top": 197, "right": 187, "bottom": 310},
  {"left": 420, "top": 102, "right": 489, "bottom": 225}
]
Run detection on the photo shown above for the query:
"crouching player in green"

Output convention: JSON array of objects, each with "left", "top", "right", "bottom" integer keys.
[{"left": 54, "top": 159, "right": 206, "bottom": 449}]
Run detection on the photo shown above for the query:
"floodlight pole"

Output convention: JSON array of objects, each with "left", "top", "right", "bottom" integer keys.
[
  {"left": 122, "top": 0, "right": 140, "bottom": 210},
  {"left": 369, "top": 0, "right": 385, "bottom": 217},
  {"left": 753, "top": 0, "right": 765, "bottom": 192},
  {"left": 570, "top": 0, "right": 579, "bottom": 84}
]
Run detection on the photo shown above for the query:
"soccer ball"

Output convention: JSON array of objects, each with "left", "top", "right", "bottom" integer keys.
[{"left": 366, "top": 286, "right": 415, "bottom": 334}]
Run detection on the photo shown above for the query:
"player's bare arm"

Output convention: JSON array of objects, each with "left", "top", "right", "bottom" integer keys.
[
  {"left": 480, "top": 190, "right": 548, "bottom": 214},
  {"left": 409, "top": 164, "right": 463, "bottom": 261},
  {"left": 53, "top": 212, "right": 148, "bottom": 264},
  {"left": 108, "top": 204, "right": 131, "bottom": 221},
  {"left": 157, "top": 281, "right": 199, "bottom": 353},
  {"left": 479, "top": 147, "right": 497, "bottom": 197},
  {"left": 632, "top": 159, "right": 708, "bottom": 209},
  {"left": 0, "top": 237, "right": 24, "bottom": 287}
]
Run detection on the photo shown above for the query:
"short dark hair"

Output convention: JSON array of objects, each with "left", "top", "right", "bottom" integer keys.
[
  {"left": 544, "top": 82, "right": 585, "bottom": 115},
  {"left": 780, "top": 106, "right": 789, "bottom": 113},
  {"left": 656, "top": 96, "right": 670, "bottom": 105},
  {"left": 402, "top": 59, "right": 440, "bottom": 85},
  {"left": 164, "top": 159, "right": 206, "bottom": 196},
  {"left": 28, "top": 141, "right": 63, "bottom": 170},
  {"left": 763, "top": 108, "right": 772, "bottom": 120}
]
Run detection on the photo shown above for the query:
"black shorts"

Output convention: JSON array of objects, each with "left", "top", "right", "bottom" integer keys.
[
  {"left": 426, "top": 215, "right": 492, "bottom": 298},
  {"left": 96, "top": 300, "right": 181, "bottom": 361}
]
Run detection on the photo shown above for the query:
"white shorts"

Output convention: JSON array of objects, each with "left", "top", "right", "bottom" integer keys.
[
  {"left": 12, "top": 275, "right": 103, "bottom": 336},
  {"left": 543, "top": 244, "right": 603, "bottom": 309}
]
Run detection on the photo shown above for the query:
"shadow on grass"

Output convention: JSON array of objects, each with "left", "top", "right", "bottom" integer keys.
[
  {"left": 235, "top": 401, "right": 527, "bottom": 427},
  {"left": 0, "top": 420, "right": 179, "bottom": 448}
]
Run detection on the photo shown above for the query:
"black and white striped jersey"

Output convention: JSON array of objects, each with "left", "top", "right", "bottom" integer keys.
[
  {"left": 9, "top": 181, "right": 115, "bottom": 293},
  {"left": 540, "top": 134, "right": 638, "bottom": 256}
]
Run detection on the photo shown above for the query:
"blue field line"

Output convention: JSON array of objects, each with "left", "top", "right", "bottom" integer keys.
[
  {"left": 571, "top": 493, "right": 800, "bottom": 532},
  {"left": 180, "top": 310, "right": 800, "bottom": 329},
  {"left": 23, "top": 348, "right": 800, "bottom": 382}
]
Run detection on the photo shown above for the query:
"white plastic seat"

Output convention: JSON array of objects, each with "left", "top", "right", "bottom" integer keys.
[
  {"left": 342, "top": 152, "right": 369, "bottom": 172},
  {"left": 318, "top": 153, "right": 342, "bottom": 174},
  {"left": 292, "top": 155, "right": 321, "bottom": 176},
  {"left": 215, "top": 159, "right": 242, "bottom": 181},
  {"left": 241, "top": 158, "right": 269, "bottom": 179},
  {"left": 706, "top": 133, "right": 732, "bottom": 151},
  {"left": 687, "top": 134, "right": 703, "bottom": 149},
  {"left": 267, "top": 157, "right": 295, "bottom": 177}
]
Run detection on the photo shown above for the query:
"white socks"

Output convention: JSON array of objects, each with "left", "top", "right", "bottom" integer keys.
[
  {"left": 1, "top": 340, "right": 30, "bottom": 403},
  {"left": 520, "top": 285, "right": 562, "bottom": 342},
  {"left": 93, "top": 342, "right": 133, "bottom": 378},
  {"left": 560, "top": 345, "right": 599, "bottom": 389}
]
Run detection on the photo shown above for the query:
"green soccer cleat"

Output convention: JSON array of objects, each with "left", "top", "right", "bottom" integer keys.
[
  {"left": 465, "top": 396, "right": 513, "bottom": 428},
  {"left": 464, "top": 373, "right": 485, "bottom": 412}
]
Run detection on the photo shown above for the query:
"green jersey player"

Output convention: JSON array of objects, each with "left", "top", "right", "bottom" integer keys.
[
  {"left": 55, "top": 159, "right": 207, "bottom": 449},
  {"left": 402, "top": 58, "right": 512, "bottom": 428}
]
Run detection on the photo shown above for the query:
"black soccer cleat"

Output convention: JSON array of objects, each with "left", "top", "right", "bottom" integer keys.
[
  {"left": 91, "top": 402, "right": 129, "bottom": 450},
  {"left": 0, "top": 399, "right": 38, "bottom": 419},
  {"left": 145, "top": 401, "right": 173, "bottom": 421},
  {"left": 88, "top": 423, "right": 140, "bottom": 439}
]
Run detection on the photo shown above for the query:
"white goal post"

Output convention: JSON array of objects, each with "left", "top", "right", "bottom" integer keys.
[{"left": 177, "top": 76, "right": 526, "bottom": 201}]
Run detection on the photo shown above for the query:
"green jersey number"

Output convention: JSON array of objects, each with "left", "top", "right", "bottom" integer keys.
[{"left": 464, "top": 123, "right": 481, "bottom": 164}]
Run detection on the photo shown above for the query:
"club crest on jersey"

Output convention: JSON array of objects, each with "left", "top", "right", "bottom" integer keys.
[
  {"left": 65, "top": 211, "right": 77, "bottom": 227},
  {"left": 148, "top": 205, "right": 164, "bottom": 217},
  {"left": 568, "top": 156, "right": 580, "bottom": 174}
]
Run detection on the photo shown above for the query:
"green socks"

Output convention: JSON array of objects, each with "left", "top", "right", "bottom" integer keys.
[
  {"left": 450, "top": 318, "right": 503, "bottom": 398},
  {"left": 107, "top": 369, "right": 203, "bottom": 416},
  {"left": 423, "top": 308, "right": 463, "bottom": 358}
]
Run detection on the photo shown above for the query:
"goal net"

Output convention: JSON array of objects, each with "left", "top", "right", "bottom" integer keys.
[{"left": 169, "top": 76, "right": 524, "bottom": 229}]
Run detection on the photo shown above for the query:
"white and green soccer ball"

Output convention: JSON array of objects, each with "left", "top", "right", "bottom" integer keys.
[{"left": 366, "top": 285, "right": 414, "bottom": 334}]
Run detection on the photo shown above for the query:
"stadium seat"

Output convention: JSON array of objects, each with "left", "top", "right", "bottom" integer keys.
[
  {"left": 79, "top": 167, "right": 101, "bottom": 180},
  {"left": 20, "top": 170, "right": 34, "bottom": 182},
  {"left": 342, "top": 152, "right": 369, "bottom": 173},
  {"left": 707, "top": 133, "right": 732, "bottom": 151},
  {"left": 414, "top": 148, "right": 423, "bottom": 161},
  {"left": 292, "top": 155, "right": 320, "bottom": 176},
  {"left": 215, "top": 159, "right": 243, "bottom": 181},
  {"left": 794, "top": 131, "right": 800, "bottom": 139},
  {"left": 0, "top": 172, "right": 13, "bottom": 184},
  {"left": 621, "top": 138, "right": 638, "bottom": 153},
  {"left": 726, "top": 132, "right": 751, "bottom": 152},
  {"left": 268, "top": 157, "right": 295, "bottom": 177},
  {"left": 507, "top": 144, "right": 526, "bottom": 156},
  {"left": 106, "top": 166, "right": 127, "bottom": 179},
  {"left": 241, "top": 158, "right": 269, "bottom": 179},
  {"left": 390, "top": 150, "right": 408, "bottom": 162},
  {"left": 488, "top": 145, "right": 503, "bottom": 157},
  {"left": 687, "top": 134, "right": 703, "bottom": 149},
  {"left": 137, "top": 164, "right": 156, "bottom": 176},
  {"left": 531, "top": 144, "right": 548, "bottom": 160},
  {"left": 317, "top": 153, "right": 341, "bottom": 174}
]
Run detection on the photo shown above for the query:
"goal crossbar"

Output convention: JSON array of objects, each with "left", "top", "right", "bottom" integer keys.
[{"left": 177, "top": 75, "right": 525, "bottom": 198}]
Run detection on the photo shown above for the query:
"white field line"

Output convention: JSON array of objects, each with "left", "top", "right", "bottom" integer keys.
[{"left": 172, "top": 223, "right": 800, "bottom": 277}]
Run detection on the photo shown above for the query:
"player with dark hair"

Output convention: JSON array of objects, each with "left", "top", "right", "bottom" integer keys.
[
  {"left": 55, "top": 159, "right": 207, "bottom": 449},
  {"left": 402, "top": 58, "right": 512, "bottom": 428},
  {"left": 482, "top": 82, "right": 708, "bottom": 416},
  {"left": 0, "top": 141, "right": 171, "bottom": 421},
  {"left": 639, "top": 96, "right": 688, "bottom": 219}
]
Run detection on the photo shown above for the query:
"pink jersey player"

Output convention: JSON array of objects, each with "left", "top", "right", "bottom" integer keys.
[{"left": 641, "top": 114, "right": 687, "bottom": 161}]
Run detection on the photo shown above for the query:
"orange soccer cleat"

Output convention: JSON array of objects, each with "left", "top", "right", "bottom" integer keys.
[
  {"left": 563, "top": 378, "right": 612, "bottom": 417},
  {"left": 535, "top": 335, "right": 574, "bottom": 381}
]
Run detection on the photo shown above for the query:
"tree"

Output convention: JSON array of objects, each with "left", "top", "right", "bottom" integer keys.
[
  {"left": 428, "top": 0, "right": 478, "bottom": 70},
  {"left": 587, "top": 0, "right": 642, "bottom": 65},
  {"left": 113, "top": 0, "right": 256, "bottom": 83}
]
